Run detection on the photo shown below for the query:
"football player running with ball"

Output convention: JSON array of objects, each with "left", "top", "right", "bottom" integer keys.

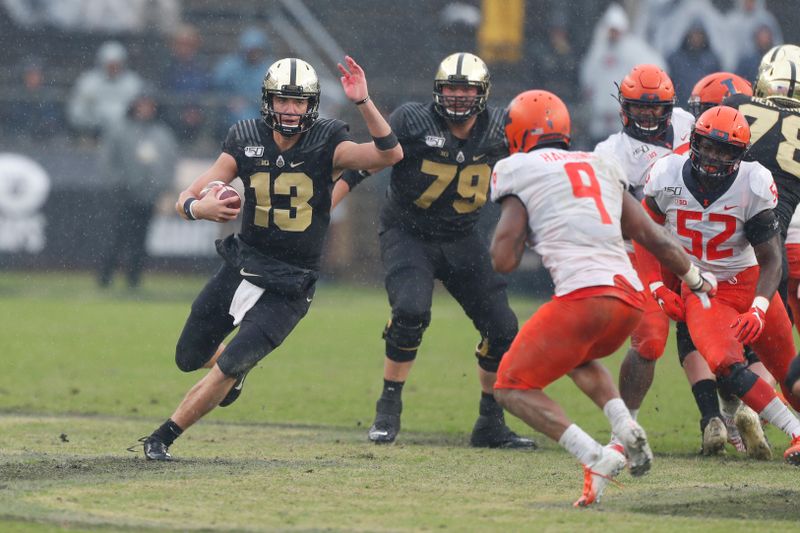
[
  {"left": 334, "top": 53, "right": 534, "bottom": 448},
  {"left": 138, "top": 56, "right": 402, "bottom": 460},
  {"left": 490, "top": 90, "right": 716, "bottom": 507},
  {"left": 635, "top": 105, "right": 800, "bottom": 467}
]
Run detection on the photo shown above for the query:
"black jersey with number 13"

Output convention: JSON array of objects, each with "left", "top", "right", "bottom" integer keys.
[{"left": 222, "top": 117, "right": 352, "bottom": 270}]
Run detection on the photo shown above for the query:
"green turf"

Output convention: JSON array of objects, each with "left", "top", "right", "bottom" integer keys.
[{"left": 1, "top": 272, "right": 798, "bottom": 531}]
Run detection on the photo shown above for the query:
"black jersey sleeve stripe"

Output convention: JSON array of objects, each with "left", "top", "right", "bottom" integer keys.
[
  {"left": 248, "top": 119, "right": 261, "bottom": 143},
  {"left": 234, "top": 122, "right": 246, "bottom": 142},
  {"left": 242, "top": 120, "right": 254, "bottom": 144}
]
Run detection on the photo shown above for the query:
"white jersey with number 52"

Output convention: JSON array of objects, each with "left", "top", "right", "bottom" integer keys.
[
  {"left": 645, "top": 153, "right": 778, "bottom": 281},
  {"left": 787, "top": 208, "right": 800, "bottom": 244},
  {"left": 491, "top": 148, "right": 641, "bottom": 296}
]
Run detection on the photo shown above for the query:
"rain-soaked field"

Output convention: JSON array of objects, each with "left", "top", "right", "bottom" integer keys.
[{"left": 1, "top": 272, "right": 798, "bottom": 532}]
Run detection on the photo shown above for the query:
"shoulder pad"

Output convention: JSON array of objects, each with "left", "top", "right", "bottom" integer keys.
[
  {"left": 229, "top": 119, "right": 265, "bottom": 146},
  {"left": 299, "top": 118, "right": 349, "bottom": 152},
  {"left": 392, "top": 102, "right": 446, "bottom": 139}
]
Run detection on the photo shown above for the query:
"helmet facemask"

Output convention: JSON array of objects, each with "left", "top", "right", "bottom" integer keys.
[
  {"left": 262, "top": 90, "right": 319, "bottom": 136},
  {"left": 689, "top": 131, "right": 747, "bottom": 185},
  {"left": 620, "top": 97, "right": 674, "bottom": 140},
  {"left": 433, "top": 81, "right": 488, "bottom": 121}
]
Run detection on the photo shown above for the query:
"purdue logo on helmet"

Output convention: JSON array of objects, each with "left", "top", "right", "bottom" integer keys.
[
  {"left": 755, "top": 59, "right": 800, "bottom": 108},
  {"left": 690, "top": 105, "right": 750, "bottom": 181},
  {"left": 433, "top": 53, "right": 490, "bottom": 121},
  {"left": 617, "top": 64, "right": 677, "bottom": 140},
  {"left": 756, "top": 44, "right": 800, "bottom": 80},
  {"left": 688, "top": 72, "right": 752, "bottom": 118},
  {"left": 262, "top": 58, "right": 321, "bottom": 135}
]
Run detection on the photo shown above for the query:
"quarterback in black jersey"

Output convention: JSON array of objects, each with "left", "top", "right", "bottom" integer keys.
[
  {"left": 138, "top": 56, "right": 402, "bottom": 461},
  {"left": 336, "top": 53, "right": 534, "bottom": 448}
]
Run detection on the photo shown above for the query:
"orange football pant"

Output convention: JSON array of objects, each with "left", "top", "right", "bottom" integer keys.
[
  {"left": 627, "top": 251, "right": 675, "bottom": 361},
  {"left": 495, "top": 288, "right": 644, "bottom": 391},
  {"left": 682, "top": 265, "right": 800, "bottom": 411}
]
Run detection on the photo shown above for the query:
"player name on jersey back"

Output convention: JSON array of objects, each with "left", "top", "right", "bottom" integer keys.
[{"left": 491, "top": 148, "right": 641, "bottom": 296}]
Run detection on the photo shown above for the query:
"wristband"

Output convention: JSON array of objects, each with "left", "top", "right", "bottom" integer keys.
[
  {"left": 183, "top": 198, "right": 198, "bottom": 221},
  {"left": 681, "top": 263, "right": 703, "bottom": 291},
  {"left": 373, "top": 131, "right": 399, "bottom": 151},
  {"left": 752, "top": 296, "right": 770, "bottom": 313},
  {"left": 648, "top": 281, "right": 665, "bottom": 293},
  {"left": 355, "top": 95, "right": 370, "bottom": 106}
]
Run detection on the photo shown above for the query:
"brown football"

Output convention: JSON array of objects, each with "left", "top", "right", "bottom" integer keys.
[{"left": 216, "top": 185, "right": 242, "bottom": 210}]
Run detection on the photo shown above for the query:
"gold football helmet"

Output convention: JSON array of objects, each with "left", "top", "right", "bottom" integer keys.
[
  {"left": 757, "top": 44, "right": 800, "bottom": 78},
  {"left": 754, "top": 59, "right": 800, "bottom": 107},
  {"left": 433, "top": 53, "right": 490, "bottom": 121},
  {"left": 261, "top": 58, "right": 320, "bottom": 135}
]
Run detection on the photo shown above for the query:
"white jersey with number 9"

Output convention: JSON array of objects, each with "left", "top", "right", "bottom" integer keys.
[{"left": 491, "top": 148, "right": 641, "bottom": 296}]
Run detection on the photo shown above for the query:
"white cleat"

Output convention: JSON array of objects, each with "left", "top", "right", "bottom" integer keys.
[
  {"left": 735, "top": 405, "right": 772, "bottom": 460},
  {"left": 617, "top": 420, "right": 653, "bottom": 476},
  {"left": 574, "top": 446, "right": 627, "bottom": 507},
  {"left": 722, "top": 415, "right": 746, "bottom": 453}
]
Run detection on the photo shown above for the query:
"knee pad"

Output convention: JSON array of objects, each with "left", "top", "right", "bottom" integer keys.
[
  {"left": 383, "top": 313, "right": 430, "bottom": 362},
  {"left": 675, "top": 322, "right": 696, "bottom": 365},
  {"left": 475, "top": 335, "right": 513, "bottom": 373},
  {"left": 716, "top": 362, "right": 758, "bottom": 398},
  {"left": 785, "top": 356, "right": 800, "bottom": 392}
]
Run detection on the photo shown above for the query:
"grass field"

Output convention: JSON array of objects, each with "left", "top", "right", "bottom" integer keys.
[{"left": 1, "top": 271, "right": 799, "bottom": 532}]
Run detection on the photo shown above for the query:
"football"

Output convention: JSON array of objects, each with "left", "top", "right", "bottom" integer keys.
[{"left": 199, "top": 181, "right": 242, "bottom": 210}]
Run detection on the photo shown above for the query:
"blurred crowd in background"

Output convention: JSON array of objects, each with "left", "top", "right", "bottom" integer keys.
[{"left": 0, "top": 0, "right": 797, "bottom": 288}]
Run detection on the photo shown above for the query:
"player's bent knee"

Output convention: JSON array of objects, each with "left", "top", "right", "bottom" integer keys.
[
  {"left": 383, "top": 313, "right": 430, "bottom": 362},
  {"left": 631, "top": 336, "right": 665, "bottom": 361},
  {"left": 475, "top": 335, "right": 513, "bottom": 373},
  {"left": 717, "top": 362, "right": 758, "bottom": 398},
  {"left": 175, "top": 341, "right": 207, "bottom": 373}
]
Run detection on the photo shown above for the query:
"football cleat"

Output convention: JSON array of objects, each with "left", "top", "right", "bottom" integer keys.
[
  {"left": 368, "top": 398, "right": 402, "bottom": 444},
  {"left": 141, "top": 436, "right": 172, "bottom": 461},
  {"left": 722, "top": 415, "right": 746, "bottom": 453},
  {"left": 701, "top": 417, "right": 727, "bottom": 456},
  {"left": 219, "top": 371, "right": 249, "bottom": 407},
  {"left": 735, "top": 405, "right": 772, "bottom": 460},
  {"left": 469, "top": 414, "right": 537, "bottom": 449},
  {"left": 615, "top": 420, "right": 653, "bottom": 476},
  {"left": 784, "top": 435, "right": 800, "bottom": 466},
  {"left": 574, "top": 446, "right": 626, "bottom": 507}
]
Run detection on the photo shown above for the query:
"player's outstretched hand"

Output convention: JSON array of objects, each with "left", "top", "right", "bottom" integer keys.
[
  {"left": 338, "top": 55, "right": 368, "bottom": 103},
  {"left": 649, "top": 281, "right": 685, "bottom": 321}
]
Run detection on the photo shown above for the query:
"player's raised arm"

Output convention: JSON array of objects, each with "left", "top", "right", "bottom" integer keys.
[
  {"left": 332, "top": 56, "right": 403, "bottom": 173},
  {"left": 174, "top": 152, "right": 240, "bottom": 222}
]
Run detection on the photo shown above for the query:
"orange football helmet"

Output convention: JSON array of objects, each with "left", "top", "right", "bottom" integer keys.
[
  {"left": 618, "top": 64, "right": 676, "bottom": 140},
  {"left": 690, "top": 105, "right": 750, "bottom": 180},
  {"left": 504, "top": 90, "right": 570, "bottom": 154},
  {"left": 688, "top": 72, "right": 753, "bottom": 118}
]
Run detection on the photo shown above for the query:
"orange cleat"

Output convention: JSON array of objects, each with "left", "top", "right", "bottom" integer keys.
[
  {"left": 573, "top": 446, "right": 626, "bottom": 507},
  {"left": 784, "top": 435, "right": 800, "bottom": 466}
]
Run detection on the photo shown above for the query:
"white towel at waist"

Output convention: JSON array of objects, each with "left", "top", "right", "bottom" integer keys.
[{"left": 229, "top": 279, "right": 266, "bottom": 326}]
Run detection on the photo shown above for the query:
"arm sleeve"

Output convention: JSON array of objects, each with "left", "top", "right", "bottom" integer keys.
[{"left": 341, "top": 169, "right": 371, "bottom": 190}]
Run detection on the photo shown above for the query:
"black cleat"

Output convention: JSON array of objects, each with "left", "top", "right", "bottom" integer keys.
[
  {"left": 470, "top": 415, "right": 537, "bottom": 449},
  {"left": 141, "top": 436, "right": 172, "bottom": 461},
  {"left": 368, "top": 397, "right": 401, "bottom": 444},
  {"left": 219, "top": 371, "right": 249, "bottom": 407}
]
